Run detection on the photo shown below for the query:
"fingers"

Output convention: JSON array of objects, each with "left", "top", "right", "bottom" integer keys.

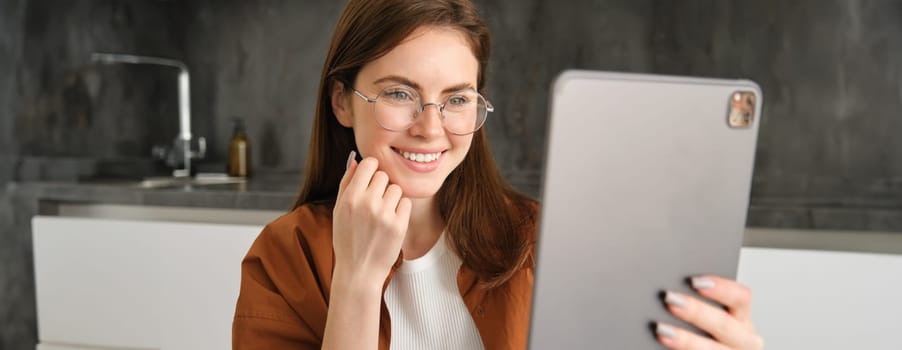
[
  {"left": 342, "top": 156, "right": 380, "bottom": 202},
  {"left": 373, "top": 176, "right": 409, "bottom": 220},
  {"left": 663, "top": 290, "right": 744, "bottom": 344},
  {"left": 663, "top": 290, "right": 762, "bottom": 349},
  {"left": 337, "top": 150, "right": 358, "bottom": 201},
  {"left": 690, "top": 276, "right": 753, "bottom": 323},
  {"left": 382, "top": 184, "right": 403, "bottom": 212},
  {"left": 656, "top": 322, "right": 730, "bottom": 350},
  {"left": 336, "top": 153, "right": 407, "bottom": 215},
  {"left": 367, "top": 171, "right": 390, "bottom": 201}
]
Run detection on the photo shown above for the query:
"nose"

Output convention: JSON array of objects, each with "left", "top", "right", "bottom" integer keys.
[{"left": 408, "top": 103, "right": 445, "bottom": 138}]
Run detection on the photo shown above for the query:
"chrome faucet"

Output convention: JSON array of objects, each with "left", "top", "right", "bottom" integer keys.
[{"left": 91, "top": 53, "right": 205, "bottom": 178}]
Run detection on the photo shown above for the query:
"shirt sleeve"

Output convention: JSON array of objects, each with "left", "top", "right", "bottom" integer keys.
[{"left": 232, "top": 219, "right": 330, "bottom": 349}]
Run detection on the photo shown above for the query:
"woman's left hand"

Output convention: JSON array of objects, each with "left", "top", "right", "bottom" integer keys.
[{"left": 656, "top": 275, "right": 764, "bottom": 350}]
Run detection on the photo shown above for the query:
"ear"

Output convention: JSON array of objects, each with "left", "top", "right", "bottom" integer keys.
[{"left": 331, "top": 81, "right": 353, "bottom": 128}]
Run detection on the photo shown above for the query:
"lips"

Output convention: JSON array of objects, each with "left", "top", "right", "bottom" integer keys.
[
  {"left": 401, "top": 151, "right": 441, "bottom": 163},
  {"left": 392, "top": 147, "right": 445, "bottom": 163},
  {"left": 388, "top": 148, "right": 452, "bottom": 177}
]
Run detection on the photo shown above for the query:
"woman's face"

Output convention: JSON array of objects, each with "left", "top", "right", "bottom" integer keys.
[{"left": 333, "top": 26, "right": 479, "bottom": 199}]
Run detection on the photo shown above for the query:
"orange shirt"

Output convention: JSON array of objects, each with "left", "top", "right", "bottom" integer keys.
[{"left": 232, "top": 203, "right": 534, "bottom": 349}]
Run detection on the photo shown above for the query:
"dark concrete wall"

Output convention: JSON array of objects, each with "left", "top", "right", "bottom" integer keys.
[
  {"left": 182, "top": 0, "right": 345, "bottom": 175},
  {"left": 0, "top": 0, "right": 23, "bottom": 159},
  {"left": 16, "top": 0, "right": 185, "bottom": 159},
  {"left": 652, "top": 0, "right": 902, "bottom": 200},
  {"left": 1, "top": 0, "right": 900, "bottom": 196},
  {"left": 480, "top": 0, "right": 656, "bottom": 192},
  {"left": 0, "top": 0, "right": 29, "bottom": 347}
]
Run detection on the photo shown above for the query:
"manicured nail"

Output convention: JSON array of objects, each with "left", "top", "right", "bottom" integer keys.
[
  {"left": 664, "top": 291, "right": 687, "bottom": 308},
  {"left": 346, "top": 150, "right": 356, "bottom": 170},
  {"left": 691, "top": 276, "right": 715, "bottom": 290},
  {"left": 656, "top": 322, "right": 677, "bottom": 339}
]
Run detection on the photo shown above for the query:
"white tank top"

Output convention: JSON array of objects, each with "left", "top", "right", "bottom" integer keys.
[{"left": 384, "top": 234, "right": 485, "bottom": 349}]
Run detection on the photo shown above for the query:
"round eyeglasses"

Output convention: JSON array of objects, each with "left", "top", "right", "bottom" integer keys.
[{"left": 352, "top": 86, "right": 494, "bottom": 135}]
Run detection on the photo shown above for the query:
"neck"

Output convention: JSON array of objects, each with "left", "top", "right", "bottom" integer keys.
[{"left": 402, "top": 196, "right": 444, "bottom": 259}]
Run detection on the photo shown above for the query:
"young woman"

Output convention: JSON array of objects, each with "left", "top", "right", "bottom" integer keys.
[{"left": 232, "top": 1, "right": 763, "bottom": 349}]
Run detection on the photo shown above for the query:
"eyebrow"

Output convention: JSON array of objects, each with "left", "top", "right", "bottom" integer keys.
[{"left": 372, "top": 75, "right": 475, "bottom": 94}]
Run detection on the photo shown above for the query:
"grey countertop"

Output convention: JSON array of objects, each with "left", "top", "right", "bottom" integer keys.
[
  {"left": 8, "top": 156, "right": 899, "bottom": 232},
  {"left": 7, "top": 176, "right": 902, "bottom": 231},
  {"left": 7, "top": 176, "right": 902, "bottom": 255},
  {"left": 8, "top": 177, "right": 302, "bottom": 212},
  {"left": 746, "top": 196, "right": 902, "bottom": 232}
]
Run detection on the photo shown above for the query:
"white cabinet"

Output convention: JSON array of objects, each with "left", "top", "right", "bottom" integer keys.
[
  {"left": 32, "top": 205, "right": 280, "bottom": 350},
  {"left": 158, "top": 221, "right": 262, "bottom": 350},
  {"left": 34, "top": 208, "right": 902, "bottom": 350},
  {"left": 33, "top": 217, "right": 164, "bottom": 349},
  {"left": 737, "top": 245, "right": 902, "bottom": 350}
]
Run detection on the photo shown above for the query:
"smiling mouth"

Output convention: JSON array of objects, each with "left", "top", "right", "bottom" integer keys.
[{"left": 392, "top": 147, "right": 445, "bottom": 163}]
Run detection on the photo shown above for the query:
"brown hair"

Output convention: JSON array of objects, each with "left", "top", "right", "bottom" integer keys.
[{"left": 294, "top": 0, "right": 537, "bottom": 288}]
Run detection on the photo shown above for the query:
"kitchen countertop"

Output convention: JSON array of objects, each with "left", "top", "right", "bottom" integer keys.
[
  {"left": 8, "top": 177, "right": 302, "bottom": 212},
  {"left": 8, "top": 155, "right": 898, "bottom": 231},
  {"left": 6, "top": 176, "right": 902, "bottom": 254},
  {"left": 746, "top": 195, "right": 902, "bottom": 232},
  {"left": 7, "top": 176, "right": 902, "bottom": 231}
]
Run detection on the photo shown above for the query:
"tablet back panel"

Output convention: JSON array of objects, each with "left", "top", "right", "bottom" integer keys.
[{"left": 529, "top": 70, "right": 762, "bottom": 349}]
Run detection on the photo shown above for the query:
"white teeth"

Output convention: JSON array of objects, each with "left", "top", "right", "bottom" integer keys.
[{"left": 401, "top": 150, "right": 442, "bottom": 163}]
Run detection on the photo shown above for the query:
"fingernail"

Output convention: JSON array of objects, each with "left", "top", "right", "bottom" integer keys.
[
  {"left": 664, "top": 291, "right": 686, "bottom": 308},
  {"left": 346, "top": 150, "right": 356, "bottom": 170},
  {"left": 691, "top": 276, "right": 715, "bottom": 290},
  {"left": 655, "top": 322, "right": 677, "bottom": 339}
]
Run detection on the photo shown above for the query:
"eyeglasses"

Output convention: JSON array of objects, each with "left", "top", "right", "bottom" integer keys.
[{"left": 352, "top": 85, "right": 494, "bottom": 135}]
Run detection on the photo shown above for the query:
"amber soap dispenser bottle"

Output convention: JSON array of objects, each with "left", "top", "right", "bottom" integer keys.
[{"left": 228, "top": 118, "right": 251, "bottom": 178}]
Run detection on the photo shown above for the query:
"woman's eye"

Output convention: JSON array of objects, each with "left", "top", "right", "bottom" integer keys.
[
  {"left": 448, "top": 95, "right": 469, "bottom": 105},
  {"left": 384, "top": 90, "right": 413, "bottom": 101}
]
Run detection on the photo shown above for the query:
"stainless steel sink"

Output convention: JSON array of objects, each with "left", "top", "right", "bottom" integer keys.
[{"left": 136, "top": 175, "right": 247, "bottom": 189}]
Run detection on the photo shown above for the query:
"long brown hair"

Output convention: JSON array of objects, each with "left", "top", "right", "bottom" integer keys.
[{"left": 294, "top": 0, "right": 537, "bottom": 288}]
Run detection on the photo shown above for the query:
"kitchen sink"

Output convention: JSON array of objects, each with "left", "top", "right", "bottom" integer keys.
[
  {"left": 136, "top": 175, "right": 247, "bottom": 189},
  {"left": 80, "top": 174, "right": 247, "bottom": 189}
]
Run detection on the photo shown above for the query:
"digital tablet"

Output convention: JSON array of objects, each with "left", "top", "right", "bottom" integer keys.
[{"left": 529, "top": 70, "right": 762, "bottom": 348}]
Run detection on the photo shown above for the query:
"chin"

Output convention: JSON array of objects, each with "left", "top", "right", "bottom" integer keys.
[{"left": 397, "top": 179, "right": 445, "bottom": 199}]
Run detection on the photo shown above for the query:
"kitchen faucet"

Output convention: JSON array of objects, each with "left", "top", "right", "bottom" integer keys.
[{"left": 91, "top": 53, "right": 205, "bottom": 178}]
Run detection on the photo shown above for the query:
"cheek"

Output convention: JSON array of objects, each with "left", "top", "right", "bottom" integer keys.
[
  {"left": 448, "top": 135, "right": 475, "bottom": 168},
  {"left": 453, "top": 134, "right": 474, "bottom": 154},
  {"left": 351, "top": 121, "right": 394, "bottom": 160},
  {"left": 348, "top": 109, "right": 375, "bottom": 151},
  {"left": 352, "top": 129, "right": 378, "bottom": 157}
]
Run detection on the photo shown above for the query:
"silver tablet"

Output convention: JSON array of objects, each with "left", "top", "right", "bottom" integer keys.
[{"left": 529, "top": 70, "right": 762, "bottom": 349}]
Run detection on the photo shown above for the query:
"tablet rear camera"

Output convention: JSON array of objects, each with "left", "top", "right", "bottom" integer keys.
[{"left": 728, "top": 91, "right": 756, "bottom": 128}]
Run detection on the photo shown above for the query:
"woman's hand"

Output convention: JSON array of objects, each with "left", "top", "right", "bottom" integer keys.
[
  {"left": 331, "top": 151, "right": 412, "bottom": 287},
  {"left": 656, "top": 275, "right": 764, "bottom": 350},
  {"left": 323, "top": 151, "right": 410, "bottom": 350}
]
